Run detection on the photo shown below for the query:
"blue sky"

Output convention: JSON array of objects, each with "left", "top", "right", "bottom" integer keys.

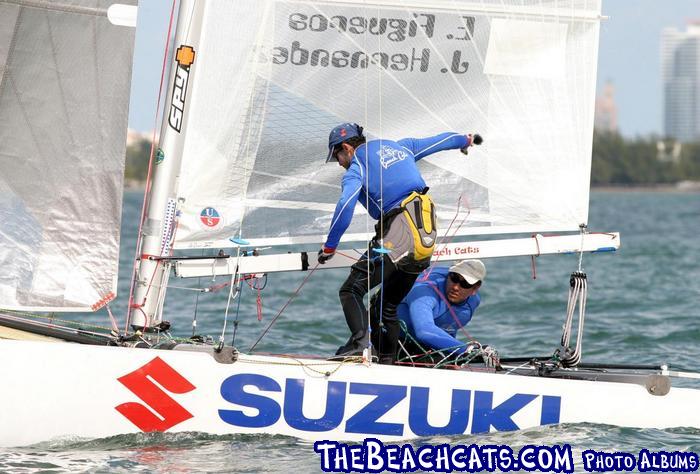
[
  {"left": 598, "top": 0, "right": 698, "bottom": 137},
  {"left": 127, "top": 0, "right": 699, "bottom": 137}
]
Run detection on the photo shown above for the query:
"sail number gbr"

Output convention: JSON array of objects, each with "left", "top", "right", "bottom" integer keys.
[{"left": 218, "top": 374, "right": 561, "bottom": 436}]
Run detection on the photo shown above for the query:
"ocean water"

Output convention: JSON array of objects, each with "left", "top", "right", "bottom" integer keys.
[{"left": 1, "top": 190, "right": 699, "bottom": 473}]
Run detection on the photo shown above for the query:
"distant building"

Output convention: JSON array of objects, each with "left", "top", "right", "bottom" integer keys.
[
  {"left": 662, "top": 23, "right": 700, "bottom": 142},
  {"left": 594, "top": 81, "right": 618, "bottom": 132}
]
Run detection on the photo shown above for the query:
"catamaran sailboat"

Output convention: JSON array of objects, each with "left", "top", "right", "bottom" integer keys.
[{"left": 1, "top": 0, "right": 699, "bottom": 447}]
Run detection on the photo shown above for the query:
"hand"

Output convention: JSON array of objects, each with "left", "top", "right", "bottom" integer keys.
[
  {"left": 460, "top": 133, "right": 483, "bottom": 155},
  {"left": 464, "top": 340, "right": 482, "bottom": 353},
  {"left": 317, "top": 246, "right": 335, "bottom": 264}
]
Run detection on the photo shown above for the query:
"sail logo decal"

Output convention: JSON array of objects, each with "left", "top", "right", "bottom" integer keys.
[
  {"left": 116, "top": 357, "right": 196, "bottom": 432},
  {"left": 169, "top": 45, "right": 196, "bottom": 133},
  {"left": 200, "top": 207, "right": 221, "bottom": 227},
  {"left": 218, "top": 374, "right": 561, "bottom": 436}
]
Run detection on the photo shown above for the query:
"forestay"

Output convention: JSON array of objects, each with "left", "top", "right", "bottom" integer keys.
[
  {"left": 169, "top": 0, "right": 602, "bottom": 250},
  {"left": 0, "top": 0, "right": 136, "bottom": 311}
]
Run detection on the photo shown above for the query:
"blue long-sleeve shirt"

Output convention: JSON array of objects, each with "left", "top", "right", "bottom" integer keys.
[
  {"left": 397, "top": 267, "right": 481, "bottom": 354},
  {"left": 324, "top": 132, "right": 469, "bottom": 249}
]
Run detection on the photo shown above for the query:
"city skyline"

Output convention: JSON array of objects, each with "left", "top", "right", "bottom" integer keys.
[
  {"left": 598, "top": 0, "right": 698, "bottom": 138},
  {"left": 661, "top": 22, "right": 700, "bottom": 142},
  {"left": 128, "top": 1, "right": 700, "bottom": 138}
]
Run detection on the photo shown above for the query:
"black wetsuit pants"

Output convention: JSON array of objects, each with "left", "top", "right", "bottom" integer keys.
[{"left": 336, "top": 247, "right": 423, "bottom": 363}]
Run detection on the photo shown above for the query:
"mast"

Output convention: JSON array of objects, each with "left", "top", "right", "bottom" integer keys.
[{"left": 130, "top": 0, "right": 205, "bottom": 329}]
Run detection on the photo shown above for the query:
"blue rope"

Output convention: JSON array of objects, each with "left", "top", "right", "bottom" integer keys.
[
  {"left": 230, "top": 278, "right": 243, "bottom": 346},
  {"left": 372, "top": 245, "right": 386, "bottom": 358}
]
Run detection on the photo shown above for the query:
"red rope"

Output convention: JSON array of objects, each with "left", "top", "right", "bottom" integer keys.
[
  {"left": 256, "top": 291, "right": 263, "bottom": 321},
  {"left": 418, "top": 193, "right": 472, "bottom": 283},
  {"left": 249, "top": 262, "right": 321, "bottom": 351},
  {"left": 202, "top": 273, "right": 258, "bottom": 293},
  {"left": 335, "top": 250, "right": 361, "bottom": 261},
  {"left": 242, "top": 274, "right": 266, "bottom": 321},
  {"left": 126, "top": 0, "right": 179, "bottom": 331},
  {"left": 425, "top": 280, "right": 475, "bottom": 342}
]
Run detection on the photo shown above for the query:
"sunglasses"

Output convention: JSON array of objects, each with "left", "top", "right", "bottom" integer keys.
[
  {"left": 448, "top": 272, "right": 477, "bottom": 289},
  {"left": 331, "top": 145, "right": 343, "bottom": 161}
]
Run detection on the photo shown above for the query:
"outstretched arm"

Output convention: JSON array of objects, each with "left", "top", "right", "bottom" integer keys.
[
  {"left": 398, "top": 132, "right": 474, "bottom": 161},
  {"left": 323, "top": 168, "right": 362, "bottom": 250}
]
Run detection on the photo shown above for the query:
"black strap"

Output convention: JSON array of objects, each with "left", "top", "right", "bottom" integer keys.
[
  {"left": 382, "top": 206, "right": 403, "bottom": 222},
  {"left": 413, "top": 200, "right": 424, "bottom": 229}
]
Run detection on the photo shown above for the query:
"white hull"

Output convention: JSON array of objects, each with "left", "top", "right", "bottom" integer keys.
[{"left": 1, "top": 339, "right": 699, "bottom": 447}]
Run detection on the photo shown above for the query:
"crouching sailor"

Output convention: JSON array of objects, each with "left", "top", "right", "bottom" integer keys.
[
  {"left": 318, "top": 123, "right": 482, "bottom": 364},
  {"left": 397, "top": 260, "right": 486, "bottom": 362}
]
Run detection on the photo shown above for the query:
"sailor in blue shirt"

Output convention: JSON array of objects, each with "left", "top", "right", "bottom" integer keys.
[
  {"left": 397, "top": 260, "right": 486, "bottom": 357},
  {"left": 318, "top": 123, "right": 482, "bottom": 363}
]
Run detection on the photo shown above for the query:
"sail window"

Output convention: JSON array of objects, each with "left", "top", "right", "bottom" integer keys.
[{"left": 484, "top": 18, "right": 567, "bottom": 79}]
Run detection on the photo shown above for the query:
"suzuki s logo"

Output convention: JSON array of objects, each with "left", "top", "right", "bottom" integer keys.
[
  {"left": 168, "top": 45, "right": 196, "bottom": 132},
  {"left": 116, "top": 357, "right": 196, "bottom": 432}
]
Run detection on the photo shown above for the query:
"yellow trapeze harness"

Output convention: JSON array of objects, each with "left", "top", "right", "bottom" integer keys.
[
  {"left": 398, "top": 190, "right": 437, "bottom": 261},
  {"left": 379, "top": 189, "right": 437, "bottom": 269}
]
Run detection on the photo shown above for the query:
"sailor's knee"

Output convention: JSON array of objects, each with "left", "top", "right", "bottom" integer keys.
[
  {"left": 382, "top": 302, "right": 399, "bottom": 321},
  {"left": 339, "top": 281, "right": 355, "bottom": 297},
  {"left": 340, "top": 277, "right": 368, "bottom": 297}
]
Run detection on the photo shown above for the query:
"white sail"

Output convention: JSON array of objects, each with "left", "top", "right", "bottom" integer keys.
[
  {"left": 0, "top": 0, "right": 136, "bottom": 311},
  {"left": 169, "top": 0, "right": 601, "bottom": 250}
]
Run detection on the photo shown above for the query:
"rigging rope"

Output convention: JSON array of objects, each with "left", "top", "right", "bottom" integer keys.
[
  {"left": 4, "top": 311, "right": 117, "bottom": 334},
  {"left": 558, "top": 271, "right": 588, "bottom": 367},
  {"left": 105, "top": 304, "right": 119, "bottom": 333},
  {"left": 217, "top": 3, "right": 274, "bottom": 349},
  {"left": 374, "top": 3, "right": 385, "bottom": 364},
  {"left": 218, "top": 271, "right": 239, "bottom": 349},
  {"left": 555, "top": 225, "right": 590, "bottom": 367},
  {"left": 530, "top": 233, "right": 543, "bottom": 279},
  {"left": 191, "top": 269, "right": 203, "bottom": 337},
  {"left": 231, "top": 278, "right": 244, "bottom": 346},
  {"left": 395, "top": 326, "right": 500, "bottom": 371},
  {"left": 249, "top": 262, "right": 322, "bottom": 352},
  {"left": 418, "top": 193, "right": 472, "bottom": 283},
  {"left": 237, "top": 354, "right": 358, "bottom": 378},
  {"left": 424, "top": 280, "right": 476, "bottom": 343},
  {"left": 578, "top": 224, "right": 587, "bottom": 272}
]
